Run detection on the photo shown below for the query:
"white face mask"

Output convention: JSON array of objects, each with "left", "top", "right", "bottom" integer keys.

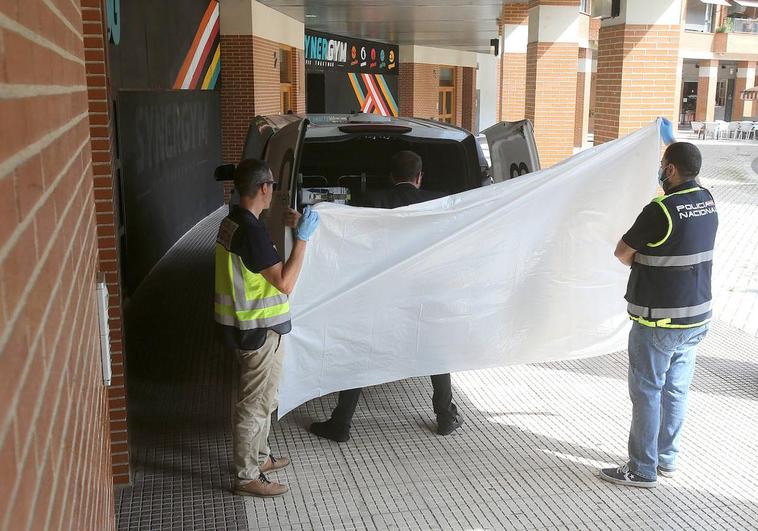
[{"left": 658, "top": 165, "right": 669, "bottom": 186}]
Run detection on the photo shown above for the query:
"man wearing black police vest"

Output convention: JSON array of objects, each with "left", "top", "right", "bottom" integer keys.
[{"left": 600, "top": 125, "right": 718, "bottom": 488}]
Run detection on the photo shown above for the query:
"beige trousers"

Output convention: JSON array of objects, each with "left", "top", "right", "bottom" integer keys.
[{"left": 233, "top": 330, "right": 284, "bottom": 482}]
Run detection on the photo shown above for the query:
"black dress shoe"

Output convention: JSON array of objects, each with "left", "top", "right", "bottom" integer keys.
[
  {"left": 309, "top": 419, "right": 351, "bottom": 442},
  {"left": 437, "top": 413, "right": 464, "bottom": 436}
]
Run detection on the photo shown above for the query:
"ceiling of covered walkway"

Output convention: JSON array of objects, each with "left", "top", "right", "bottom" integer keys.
[{"left": 258, "top": 0, "right": 521, "bottom": 52}]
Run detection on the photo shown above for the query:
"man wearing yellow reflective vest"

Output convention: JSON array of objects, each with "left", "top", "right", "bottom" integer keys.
[
  {"left": 600, "top": 139, "right": 718, "bottom": 489},
  {"left": 215, "top": 159, "right": 320, "bottom": 498}
]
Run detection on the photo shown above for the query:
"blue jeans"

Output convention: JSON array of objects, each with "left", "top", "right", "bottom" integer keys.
[{"left": 627, "top": 322, "right": 708, "bottom": 479}]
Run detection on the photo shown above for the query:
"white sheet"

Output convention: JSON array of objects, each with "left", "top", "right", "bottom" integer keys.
[{"left": 278, "top": 123, "right": 660, "bottom": 417}]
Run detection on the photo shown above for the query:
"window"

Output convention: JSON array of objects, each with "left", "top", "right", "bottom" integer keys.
[
  {"left": 438, "top": 67, "right": 455, "bottom": 124},
  {"left": 715, "top": 80, "right": 727, "bottom": 107},
  {"left": 279, "top": 48, "right": 292, "bottom": 114},
  {"left": 580, "top": 0, "right": 590, "bottom": 14}
]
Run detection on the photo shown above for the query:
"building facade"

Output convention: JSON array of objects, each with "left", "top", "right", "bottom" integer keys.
[{"left": 496, "top": 0, "right": 758, "bottom": 166}]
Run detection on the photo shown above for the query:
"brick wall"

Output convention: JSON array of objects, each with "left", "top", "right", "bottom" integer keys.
[
  {"left": 0, "top": 0, "right": 115, "bottom": 529},
  {"left": 219, "top": 34, "right": 305, "bottom": 202},
  {"left": 292, "top": 49, "right": 306, "bottom": 114},
  {"left": 575, "top": 70, "right": 587, "bottom": 147},
  {"left": 499, "top": 3, "right": 528, "bottom": 122},
  {"left": 461, "top": 67, "right": 477, "bottom": 132},
  {"left": 525, "top": 42, "right": 578, "bottom": 166},
  {"left": 595, "top": 24, "right": 680, "bottom": 144},
  {"left": 455, "top": 66, "right": 464, "bottom": 127},
  {"left": 695, "top": 59, "right": 718, "bottom": 122},
  {"left": 81, "top": 0, "right": 128, "bottom": 486},
  {"left": 501, "top": 52, "right": 528, "bottom": 121},
  {"left": 220, "top": 35, "right": 255, "bottom": 166},
  {"left": 398, "top": 62, "right": 438, "bottom": 120},
  {"left": 503, "top": 3, "right": 529, "bottom": 24},
  {"left": 253, "top": 36, "right": 283, "bottom": 116}
]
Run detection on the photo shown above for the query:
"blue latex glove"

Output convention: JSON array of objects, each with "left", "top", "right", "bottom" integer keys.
[
  {"left": 296, "top": 206, "right": 320, "bottom": 241},
  {"left": 659, "top": 117, "right": 675, "bottom": 145}
]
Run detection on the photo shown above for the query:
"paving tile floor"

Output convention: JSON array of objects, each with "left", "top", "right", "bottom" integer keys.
[{"left": 116, "top": 142, "right": 758, "bottom": 530}]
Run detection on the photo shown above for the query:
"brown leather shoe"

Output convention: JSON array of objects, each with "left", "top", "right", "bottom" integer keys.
[
  {"left": 233, "top": 474, "right": 288, "bottom": 498},
  {"left": 260, "top": 454, "right": 290, "bottom": 474}
]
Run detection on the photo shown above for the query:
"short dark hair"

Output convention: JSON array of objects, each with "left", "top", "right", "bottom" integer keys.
[
  {"left": 664, "top": 142, "right": 702, "bottom": 178},
  {"left": 234, "top": 159, "right": 272, "bottom": 197},
  {"left": 391, "top": 151, "right": 422, "bottom": 183}
]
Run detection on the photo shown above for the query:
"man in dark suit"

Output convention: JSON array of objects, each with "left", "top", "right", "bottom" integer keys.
[{"left": 309, "top": 150, "right": 464, "bottom": 442}]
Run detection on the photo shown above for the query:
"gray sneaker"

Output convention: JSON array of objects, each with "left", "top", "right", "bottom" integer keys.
[
  {"left": 599, "top": 464, "right": 657, "bottom": 488},
  {"left": 657, "top": 465, "right": 676, "bottom": 478}
]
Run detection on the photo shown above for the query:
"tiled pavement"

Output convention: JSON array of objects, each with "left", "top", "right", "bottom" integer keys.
[{"left": 116, "top": 142, "right": 758, "bottom": 530}]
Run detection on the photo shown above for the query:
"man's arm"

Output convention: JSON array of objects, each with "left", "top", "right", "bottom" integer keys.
[
  {"left": 260, "top": 239, "right": 307, "bottom": 295},
  {"left": 614, "top": 239, "right": 637, "bottom": 267},
  {"left": 262, "top": 206, "right": 319, "bottom": 295}
]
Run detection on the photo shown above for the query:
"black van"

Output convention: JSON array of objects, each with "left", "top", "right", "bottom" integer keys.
[{"left": 215, "top": 113, "right": 540, "bottom": 253}]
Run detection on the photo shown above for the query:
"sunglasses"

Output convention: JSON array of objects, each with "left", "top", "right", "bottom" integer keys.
[{"left": 261, "top": 180, "right": 279, "bottom": 191}]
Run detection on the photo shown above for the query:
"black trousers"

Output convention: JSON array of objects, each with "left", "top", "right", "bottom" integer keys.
[{"left": 330, "top": 373, "right": 458, "bottom": 427}]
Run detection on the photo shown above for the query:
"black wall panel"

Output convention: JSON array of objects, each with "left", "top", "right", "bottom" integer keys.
[
  {"left": 117, "top": 91, "right": 222, "bottom": 292},
  {"left": 108, "top": 0, "right": 223, "bottom": 292},
  {"left": 109, "top": 0, "right": 213, "bottom": 90}
]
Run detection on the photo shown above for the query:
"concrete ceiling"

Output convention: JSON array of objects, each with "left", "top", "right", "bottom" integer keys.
[{"left": 258, "top": 0, "right": 510, "bottom": 53}]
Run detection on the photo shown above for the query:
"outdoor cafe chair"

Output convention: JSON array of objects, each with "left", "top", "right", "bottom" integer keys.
[
  {"left": 727, "top": 121, "right": 740, "bottom": 139},
  {"left": 738, "top": 121, "right": 756, "bottom": 140},
  {"left": 704, "top": 122, "right": 720, "bottom": 140}
]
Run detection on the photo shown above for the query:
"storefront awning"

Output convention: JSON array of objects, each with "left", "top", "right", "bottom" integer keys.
[
  {"left": 699, "top": 0, "right": 731, "bottom": 5},
  {"left": 743, "top": 87, "right": 758, "bottom": 100},
  {"left": 734, "top": 0, "right": 758, "bottom": 7}
]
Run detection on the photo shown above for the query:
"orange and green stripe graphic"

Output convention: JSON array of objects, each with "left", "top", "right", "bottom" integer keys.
[
  {"left": 173, "top": 0, "right": 220, "bottom": 90},
  {"left": 201, "top": 44, "right": 221, "bottom": 90},
  {"left": 348, "top": 72, "right": 398, "bottom": 117}
]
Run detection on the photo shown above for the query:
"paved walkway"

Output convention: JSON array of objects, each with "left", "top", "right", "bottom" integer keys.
[{"left": 115, "top": 142, "right": 758, "bottom": 530}]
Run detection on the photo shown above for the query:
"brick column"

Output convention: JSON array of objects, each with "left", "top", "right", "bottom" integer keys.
[
  {"left": 695, "top": 60, "right": 718, "bottom": 122},
  {"left": 499, "top": 4, "right": 529, "bottom": 121},
  {"left": 461, "top": 67, "right": 477, "bottom": 131},
  {"left": 733, "top": 62, "right": 756, "bottom": 120},
  {"left": 398, "top": 63, "right": 439, "bottom": 120},
  {"left": 575, "top": 48, "right": 593, "bottom": 148},
  {"left": 219, "top": 0, "right": 304, "bottom": 200},
  {"left": 594, "top": 0, "right": 682, "bottom": 144},
  {"left": 292, "top": 48, "right": 306, "bottom": 114},
  {"left": 0, "top": 0, "right": 116, "bottom": 528},
  {"left": 82, "top": 0, "right": 129, "bottom": 486},
  {"left": 526, "top": 0, "right": 580, "bottom": 166}
]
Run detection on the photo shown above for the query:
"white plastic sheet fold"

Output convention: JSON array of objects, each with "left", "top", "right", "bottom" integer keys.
[{"left": 278, "top": 123, "right": 660, "bottom": 417}]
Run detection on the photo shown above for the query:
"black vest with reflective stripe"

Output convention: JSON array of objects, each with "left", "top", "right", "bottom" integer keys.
[{"left": 625, "top": 184, "right": 718, "bottom": 327}]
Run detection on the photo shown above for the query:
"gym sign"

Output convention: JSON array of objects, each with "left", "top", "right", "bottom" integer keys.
[
  {"left": 304, "top": 30, "right": 398, "bottom": 75},
  {"left": 304, "top": 33, "right": 348, "bottom": 66}
]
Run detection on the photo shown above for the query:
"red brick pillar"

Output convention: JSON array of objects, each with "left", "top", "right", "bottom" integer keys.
[
  {"left": 594, "top": 0, "right": 682, "bottom": 144},
  {"left": 82, "top": 0, "right": 129, "bottom": 487},
  {"left": 733, "top": 62, "right": 756, "bottom": 120},
  {"left": 461, "top": 67, "right": 477, "bottom": 132},
  {"left": 575, "top": 48, "right": 592, "bottom": 148},
  {"left": 499, "top": 4, "right": 529, "bottom": 121},
  {"left": 292, "top": 48, "right": 307, "bottom": 114},
  {"left": 526, "top": 0, "right": 580, "bottom": 166},
  {"left": 398, "top": 62, "right": 439, "bottom": 120},
  {"left": 695, "top": 60, "right": 718, "bottom": 122},
  {"left": 0, "top": 0, "right": 116, "bottom": 528},
  {"left": 219, "top": 1, "right": 305, "bottom": 200}
]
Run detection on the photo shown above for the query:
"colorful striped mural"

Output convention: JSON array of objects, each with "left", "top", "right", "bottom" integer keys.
[
  {"left": 173, "top": 0, "right": 220, "bottom": 90},
  {"left": 348, "top": 72, "right": 398, "bottom": 117}
]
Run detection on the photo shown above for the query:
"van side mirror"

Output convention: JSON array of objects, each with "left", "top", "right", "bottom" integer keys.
[{"left": 214, "top": 164, "right": 235, "bottom": 182}]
